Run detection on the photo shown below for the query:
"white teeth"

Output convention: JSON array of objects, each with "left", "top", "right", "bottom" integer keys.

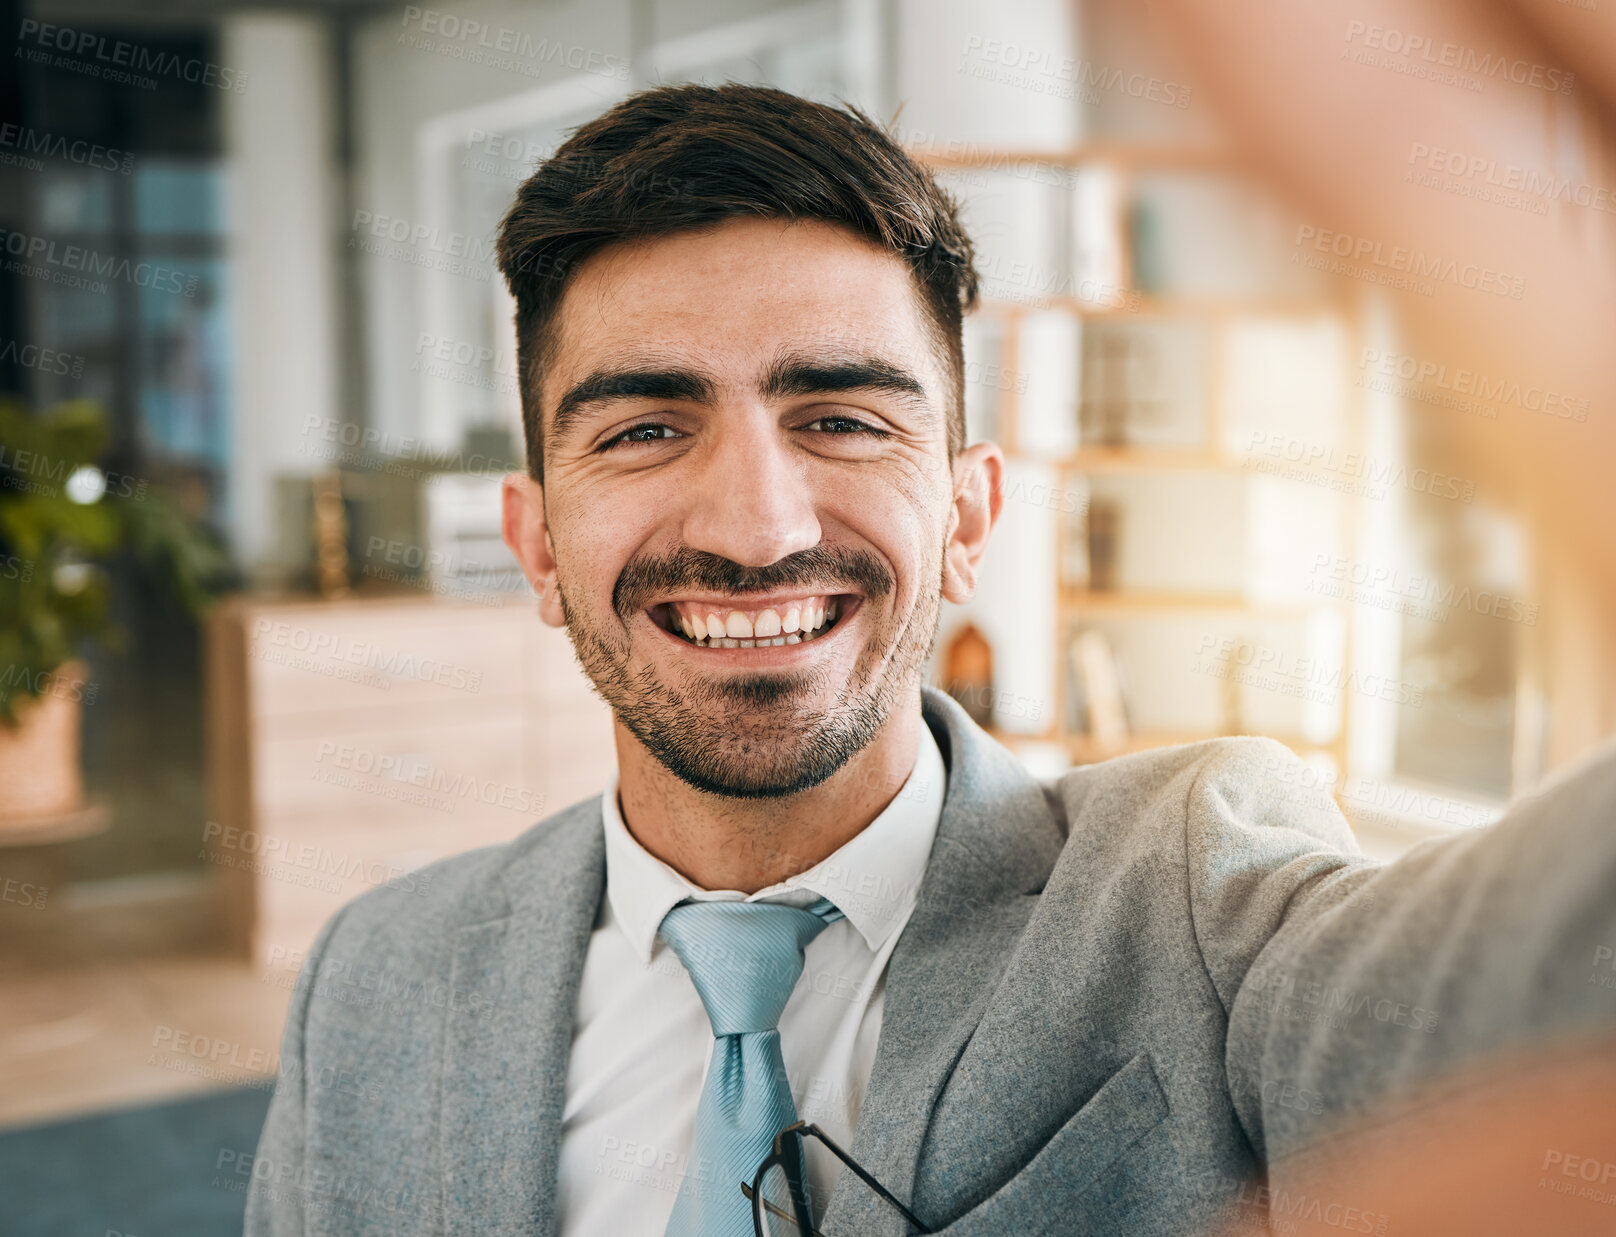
[{"left": 664, "top": 597, "right": 846, "bottom": 648}]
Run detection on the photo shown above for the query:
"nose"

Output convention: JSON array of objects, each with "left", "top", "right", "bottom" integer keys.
[{"left": 679, "top": 410, "right": 822, "bottom": 568}]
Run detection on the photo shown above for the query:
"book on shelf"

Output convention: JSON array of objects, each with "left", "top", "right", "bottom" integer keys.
[{"left": 1065, "top": 627, "right": 1130, "bottom": 749}]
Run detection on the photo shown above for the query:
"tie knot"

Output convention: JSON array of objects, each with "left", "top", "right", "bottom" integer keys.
[{"left": 657, "top": 897, "right": 842, "bottom": 1036}]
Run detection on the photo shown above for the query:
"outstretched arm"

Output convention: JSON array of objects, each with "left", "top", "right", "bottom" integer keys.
[{"left": 1222, "top": 737, "right": 1616, "bottom": 1166}]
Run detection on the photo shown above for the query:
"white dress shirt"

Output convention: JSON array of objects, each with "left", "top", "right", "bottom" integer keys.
[{"left": 555, "top": 722, "right": 948, "bottom": 1237}]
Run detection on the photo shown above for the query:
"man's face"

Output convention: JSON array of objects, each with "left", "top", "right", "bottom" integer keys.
[{"left": 503, "top": 215, "right": 994, "bottom": 799}]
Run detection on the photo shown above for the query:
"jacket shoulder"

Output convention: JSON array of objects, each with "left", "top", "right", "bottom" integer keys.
[
  {"left": 1048, "top": 734, "right": 1359, "bottom": 853},
  {"left": 306, "top": 793, "right": 602, "bottom": 959}
]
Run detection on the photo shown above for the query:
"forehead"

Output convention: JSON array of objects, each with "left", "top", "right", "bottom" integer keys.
[{"left": 541, "top": 216, "right": 940, "bottom": 406}]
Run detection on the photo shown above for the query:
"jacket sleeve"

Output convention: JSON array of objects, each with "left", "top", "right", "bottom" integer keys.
[
  {"left": 243, "top": 903, "right": 355, "bottom": 1237},
  {"left": 1218, "top": 736, "right": 1616, "bottom": 1165}
]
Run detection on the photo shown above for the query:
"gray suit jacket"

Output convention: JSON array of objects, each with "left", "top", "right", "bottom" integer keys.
[{"left": 245, "top": 686, "right": 1616, "bottom": 1236}]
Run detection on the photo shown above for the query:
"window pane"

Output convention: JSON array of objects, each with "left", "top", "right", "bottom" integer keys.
[
  {"left": 135, "top": 160, "right": 222, "bottom": 235},
  {"left": 38, "top": 167, "right": 114, "bottom": 233}
]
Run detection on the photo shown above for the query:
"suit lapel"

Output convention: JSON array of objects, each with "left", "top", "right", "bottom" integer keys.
[
  {"left": 820, "top": 688, "right": 1066, "bottom": 1236},
  {"left": 440, "top": 799, "right": 605, "bottom": 1237}
]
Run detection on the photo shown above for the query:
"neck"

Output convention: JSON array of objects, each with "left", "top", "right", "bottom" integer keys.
[{"left": 612, "top": 693, "right": 925, "bottom": 894}]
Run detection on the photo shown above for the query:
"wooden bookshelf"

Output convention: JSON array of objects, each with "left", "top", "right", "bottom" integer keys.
[
  {"left": 909, "top": 135, "right": 1366, "bottom": 778},
  {"left": 1059, "top": 589, "right": 1327, "bottom": 618},
  {"left": 907, "top": 142, "right": 1238, "bottom": 173},
  {"left": 974, "top": 295, "right": 1346, "bottom": 322}
]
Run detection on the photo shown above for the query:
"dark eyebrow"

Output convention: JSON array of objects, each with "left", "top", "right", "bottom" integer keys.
[
  {"left": 546, "top": 350, "right": 935, "bottom": 446},
  {"left": 760, "top": 352, "right": 932, "bottom": 415},
  {"left": 549, "top": 368, "right": 717, "bottom": 445}
]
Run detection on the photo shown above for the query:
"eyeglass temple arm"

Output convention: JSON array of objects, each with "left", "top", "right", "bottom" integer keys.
[
  {"left": 741, "top": 1181, "right": 825, "bottom": 1237},
  {"left": 781, "top": 1122, "right": 931, "bottom": 1232}
]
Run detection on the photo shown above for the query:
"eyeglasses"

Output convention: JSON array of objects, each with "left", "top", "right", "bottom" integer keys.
[{"left": 741, "top": 1120, "right": 933, "bottom": 1236}]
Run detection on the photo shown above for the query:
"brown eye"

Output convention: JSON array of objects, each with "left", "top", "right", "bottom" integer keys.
[
  {"left": 805, "top": 416, "right": 889, "bottom": 437},
  {"left": 602, "top": 423, "right": 679, "bottom": 449}
]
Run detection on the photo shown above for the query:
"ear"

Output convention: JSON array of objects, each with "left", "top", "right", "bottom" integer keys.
[
  {"left": 941, "top": 442, "right": 1004, "bottom": 604},
  {"left": 501, "top": 473, "right": 567, "bottom": 626}
]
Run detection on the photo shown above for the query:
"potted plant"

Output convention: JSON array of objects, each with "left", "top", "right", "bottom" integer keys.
[{"left": 0, "top": 397, "right": 230, "bottom": 829}]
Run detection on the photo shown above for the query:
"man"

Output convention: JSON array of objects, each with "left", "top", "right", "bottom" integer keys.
[{"left": 246, "top": 84, "right": 1616, "bottom": 1236}]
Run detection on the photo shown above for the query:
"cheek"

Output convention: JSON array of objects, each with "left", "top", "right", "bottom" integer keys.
[{"left": 549, "top": 493, "right": 645, "bottom": 600}]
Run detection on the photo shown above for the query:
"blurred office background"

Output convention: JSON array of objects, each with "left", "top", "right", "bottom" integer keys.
[{"left": 0, "top": 0, "right": 1612, "bottom": 1232}]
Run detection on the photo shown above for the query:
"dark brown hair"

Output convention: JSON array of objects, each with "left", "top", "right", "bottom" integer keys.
[{"left": 495, "top": 82, "right": 979, "bottom": 482}]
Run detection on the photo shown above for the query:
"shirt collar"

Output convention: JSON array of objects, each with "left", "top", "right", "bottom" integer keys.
[{"left": 600, "top": 719, "right": 948, "bottom": 964}]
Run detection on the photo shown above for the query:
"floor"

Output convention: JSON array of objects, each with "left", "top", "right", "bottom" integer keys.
[
  {"left": 0, "top": 956, "right": 293, "bottom": 1131},
  {"left": 0, "top": 1084, "right": 275, "bottom": 1237}
]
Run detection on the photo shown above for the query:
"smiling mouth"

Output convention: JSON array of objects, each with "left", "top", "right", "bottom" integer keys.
[{"left": 648, "top": 594, "right": 856, "bottom": 649}]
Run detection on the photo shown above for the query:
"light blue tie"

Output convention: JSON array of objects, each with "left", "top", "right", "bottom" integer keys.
[{"left": 659, "top": 896, "right": 843, "bottom": 1237}]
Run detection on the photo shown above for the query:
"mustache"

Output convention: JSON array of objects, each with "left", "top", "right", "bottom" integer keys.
[{"left": 614, "top": 544, "right": 894, "bottom": 620}]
